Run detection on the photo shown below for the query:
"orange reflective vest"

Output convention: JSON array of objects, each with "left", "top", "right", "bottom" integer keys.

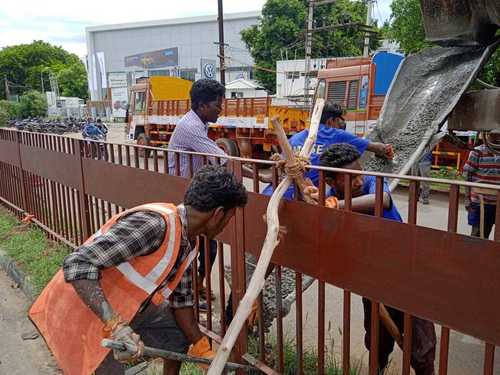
[{"left": 29, "top": 203, "right": 196, "bottom": 375}]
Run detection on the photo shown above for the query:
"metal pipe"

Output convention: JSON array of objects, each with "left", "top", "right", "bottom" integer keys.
[{"left": 101, "top": 339, "right": 254, "bottom": 371}]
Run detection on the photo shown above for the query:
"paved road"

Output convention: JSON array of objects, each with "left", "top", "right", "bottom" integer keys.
[{"left": 0, "top": 270, "right": 59, "bottom": 375}]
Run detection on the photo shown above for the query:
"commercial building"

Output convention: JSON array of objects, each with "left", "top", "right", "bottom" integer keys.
[{"left": 85, "top": 11, "right": 260, "bottom": 101}]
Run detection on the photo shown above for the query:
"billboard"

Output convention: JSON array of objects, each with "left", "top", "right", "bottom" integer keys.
[
  {"left": 111, "top": 87, "right": 128, "bottom": 118},
  {"left": 125, "top": 47, "right": 179, "bottom": 69}
]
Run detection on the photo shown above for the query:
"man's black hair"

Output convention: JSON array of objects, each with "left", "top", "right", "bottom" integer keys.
[
  {"left": 319, "top": 143, "right": 361, "bottom": 178},
  {"left": 184, "top": 165, "right": 247, "bottom": 212},
  {"left": 320, "top": 101, "right": 344, "bottom": 124},
  {"left": 190, "top": 79, "right": 226, "bottom": 110}
]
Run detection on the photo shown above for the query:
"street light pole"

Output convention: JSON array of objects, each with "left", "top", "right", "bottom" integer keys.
[{"left": 217, "top": 0, "right": 226, "bottom": 85}]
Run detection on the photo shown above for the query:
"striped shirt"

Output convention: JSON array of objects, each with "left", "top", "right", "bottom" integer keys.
[
  {"left": 168, "top": 110, "right": 227, "bottom": 177},
  {"left": 463, "top": 144, "right": 500, "bottom": 204},
  {"left": 63, "top": 205, "right": 194, "bottom": 308}
]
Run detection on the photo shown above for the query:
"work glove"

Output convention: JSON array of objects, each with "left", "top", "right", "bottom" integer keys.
[
  {"left": 303, "top": 186, "right": 339, "bottom": 208},
  {"left": 325, "top": 196, "right": 339, "bottom": 209},
  {"left": 247, "top": 300, "right": 259, "bottom": 327},
  {"left": 103, "top": 315, "right": 144, "bottom": 363},
  {"left": 188, "top": 336, "right": 215, "bottom": 370}
]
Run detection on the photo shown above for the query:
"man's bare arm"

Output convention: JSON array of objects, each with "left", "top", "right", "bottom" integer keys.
[
  {"left": 71, "top": 279, "right": 115, "bottom": 323},
  {"left": 173, "top": 307, "right": 203, "bottom": 344}
]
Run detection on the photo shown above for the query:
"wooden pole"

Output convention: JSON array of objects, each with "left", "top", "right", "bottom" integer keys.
[{"left": 207, "top": 99, "right": 325, "bottom": 374}]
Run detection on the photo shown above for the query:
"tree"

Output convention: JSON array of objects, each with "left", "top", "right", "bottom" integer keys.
[
  {"left": 388, "top": 0, "right": 430, "bottom": 54},
  {"left": 240, "top": 0, "right": 380, "bottom": 93},
  {"left": 0, "top": 100, "right": 21, "bottom": 119},
  {"left": 19, "top": 90, "right": 47, "bottom": 118},
  {"left": 0, "top": 41, "right": 88, "bottom": 100},
  {"left": 57, "top": 62, "right": 89, "bottom": 99},
  {"left": 0, "top": 100, "right": 21, "bottom": 126},
  {"left": 388, "top": 0, "right": 499, "bottom": 87}
]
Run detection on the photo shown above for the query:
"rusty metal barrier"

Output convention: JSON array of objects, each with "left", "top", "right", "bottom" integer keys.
[{"left": 1, "top": 127, "right": 499, "bottom": 375}]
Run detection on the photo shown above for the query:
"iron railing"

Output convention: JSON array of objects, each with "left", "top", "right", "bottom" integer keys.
[{"left": 1, "top": 127, "right": 499, "bottom": 374}]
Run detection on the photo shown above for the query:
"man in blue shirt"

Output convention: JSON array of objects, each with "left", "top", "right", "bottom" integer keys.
[
  {"left": 305, "top": 143, "right": 436, "bottom": 375},
  {"left": 262, "top": 101, "right": 393, "bottom": 199}
]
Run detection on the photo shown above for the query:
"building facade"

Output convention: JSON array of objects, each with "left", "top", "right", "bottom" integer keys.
[{"left": 86, "top": 11, "right": 260, "bottom": 101}]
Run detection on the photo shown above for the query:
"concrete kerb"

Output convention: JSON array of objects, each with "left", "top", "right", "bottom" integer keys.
[{"left": 0, "top": 248, "right": 36, "bottom": 302}]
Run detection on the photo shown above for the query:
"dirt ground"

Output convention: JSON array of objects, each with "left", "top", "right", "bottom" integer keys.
[{"left": 0, "top": 269, "right": 59, "bottom": 375}]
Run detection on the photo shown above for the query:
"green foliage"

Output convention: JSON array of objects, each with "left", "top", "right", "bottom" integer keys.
[
  {"left": 481, "top": 47, "right": 500, "bottom": 87},
  {"left": 0, "top": 100, "right": 21, "bottom": 126},
  {"left": 57, "top": 61, "right": 89, "bottom": 99},
  {"left": 241, "top": 0, "right": 380, "bottom": 93},
  {"left": 0, "top": 208, "right": 68, "bottom": 294},
  {"left": 0, "top": 109, "right": 7, "bottom": 127},
  {"left": 0, "top": 100, "right": 21, "bottom": 118},
  {"left": 19, "top": 90, "right": 47, "bottom": 118},
  {"left": 388, "top": 0, "right": 430, "bottom": 54},
  {"left": 0, "top": 40, "right": 88, "bottom": 100},
  {"left": 388, "top": 0, "right": 499, "bottom": 86}
]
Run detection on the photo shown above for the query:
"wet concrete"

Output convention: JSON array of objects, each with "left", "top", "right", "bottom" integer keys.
[{"left": 364, "top": 45, "right": 489, "bottom": 175}]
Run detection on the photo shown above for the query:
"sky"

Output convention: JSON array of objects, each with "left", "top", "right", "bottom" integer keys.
[{"left": 0, "top": 0, "right": 392, "bottom": 57}]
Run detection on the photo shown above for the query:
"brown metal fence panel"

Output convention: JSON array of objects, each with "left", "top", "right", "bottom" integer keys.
[{"left": 1, "top": 128, "right": 500, "bottom": 374}]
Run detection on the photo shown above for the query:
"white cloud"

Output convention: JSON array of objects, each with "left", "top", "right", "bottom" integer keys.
[{"left": 0, "top": 0, "right": 392, "bottom": 57}]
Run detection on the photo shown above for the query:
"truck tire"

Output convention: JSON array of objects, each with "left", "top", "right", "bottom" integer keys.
[
  {"left": 137, "top": 133, "right": 151, "bottom": 159},
  {"left": 216, "top": 138, "right": 240, "bottom": 157}
]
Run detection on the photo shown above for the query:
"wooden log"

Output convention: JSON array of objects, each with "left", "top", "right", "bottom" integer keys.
[
  {"left": 207, "top": 99, "right": 325, "bottom": 375},
  {"left": 379, "top": 304, "right": 403, "bottom": 348}
]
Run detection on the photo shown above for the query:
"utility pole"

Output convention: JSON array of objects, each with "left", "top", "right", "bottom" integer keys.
[
  {"left": 363, "top": 0, "right": 373, "bottom": 57},
  {"left": 304, "top": 0, "right": 314, "bottom": 107},
  {"left": 304, "top": 0, "right": 336, "bottom": 107},
  {"left": 41, "top": 71, "right": 45, "bottom": 93},
  {"left": 217, "top": 0, "right": 226, "bottom": 85}
]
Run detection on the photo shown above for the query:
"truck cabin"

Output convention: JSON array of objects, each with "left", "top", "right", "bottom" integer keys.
[
  {"left": 315, "top": 52, "right": 404, "bottom": 135},
  {"left": 126, "top": 80, "right": 149, "bottom": 140}
]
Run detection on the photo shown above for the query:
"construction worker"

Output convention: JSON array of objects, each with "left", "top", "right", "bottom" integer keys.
[
  {"left": 463, "top": 130, "right": 500, "bottom": 239},
  {"left": 229, "top": 102, "right": 395, "bottom": 325},
  {"left": 304, "top": 143, "right": 436, "bottom": 375},
  {"left": 29, "top": 165, "right": 248, "bottom": 375},
  {"left": 261, "top": 101, "right": 394, "bottom": 199},
  {"left": 412, "top": 150, "right": 432, "bottom": 204},
  {"left": 167, "top": 79, "right": 227, "bottom": 304}
]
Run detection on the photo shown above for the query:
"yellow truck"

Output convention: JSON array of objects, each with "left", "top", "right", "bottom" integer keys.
[{"left": 125, "top": 76, "right": 309, "bottom": 158}]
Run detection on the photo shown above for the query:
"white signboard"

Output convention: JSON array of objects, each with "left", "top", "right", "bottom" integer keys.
[
  {"left": 108, "top": 72, "right": 127, "bottom": 88},
  {"left": 111, "top": 87, "right": 128, "bottom": 118}
]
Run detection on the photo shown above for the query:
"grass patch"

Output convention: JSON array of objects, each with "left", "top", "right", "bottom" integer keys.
[
  {"left": 273, "top": 337, "right": 361, "bottom": 375},
  {"left": 0, "top": 208, "right": 69, "bottom": 294},
  {"left": 143, "top": 335, "right": 361, "bottom": 375},
  {"left": 398, "top": 167, "right": 467, "bottom": 193}
]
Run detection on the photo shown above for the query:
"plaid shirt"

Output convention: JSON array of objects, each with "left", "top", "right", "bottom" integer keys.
[
  {"left": 63, "top": 205, "right": 194, "bottom": 308},
  {"left": 167, "top": 109, "right": 227, "bottom": 177}
]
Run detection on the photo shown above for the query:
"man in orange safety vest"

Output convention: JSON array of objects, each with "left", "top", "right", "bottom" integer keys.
[{"left": 29, "top": 165, "right": 248, "bottom": 375}]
